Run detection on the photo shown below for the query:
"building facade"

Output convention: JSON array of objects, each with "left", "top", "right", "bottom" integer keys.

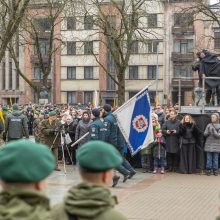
[{"left": 0, "top": 0, "right": 219, "bottom": 106}]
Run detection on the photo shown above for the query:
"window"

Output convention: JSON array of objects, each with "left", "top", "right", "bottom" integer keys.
[
  {"left": 107, "top": 52, "right": 115, "bottom": 73},
  {"left": 131, "top": 41, "right": 139, "bottom": 54},
  {"left": 214, "top": 31, "right": 220, "bottom": 49},
  {"left": 84, "top": 66, "right": 93, "bottom": 79},
  {"left": 34, "top": 18, "right": 51, "bottom": 32},
  {"left": 107, "top": 75, "right": 115, "bottom": 90},
  {"left": 174, "top": 39, "right": 193, "bottom": 53},
  {"left": 16, "top": 70, "right": 19, "bottom": 90},
  {"left": 149, "top": 91, "right": 156, "bottom": 104},
  {"left": 147, "top": 41, "right": 159, "bottom": 53},
  {"left": 34, "top": 67, "right": 43, "bottom": 80},
  {"left": 67, "top": 17, "right": 76, "bottom": 30},
  {"left": 129, "top": 66, "right": 138, "bottom": 79},
  {"left": 174, "top": 13, "right": 193, "bottom": 26},
  {"left": 67, "top": 91, "right": 76, "bottom": 104},
  {"left": 173, "top": 65, "right": 192, "bottom": 77},
  {"left": 129, "top": 91, "right": 138, "bottom": 99},
  {"left": 84, "top": 41, "right": 93, "bottom": 55},
  {"left": 67, "top": 67, "right": 76, "bottom": 79},
  {"left": 2, "top": 62, "right": 5, "bottom": 90},
  {"left": 148, "top": 14, "right": 157, "bottom": 28},
  {"left": 34, "top": 39, "right": 50, "bottom": 55},
  {"left": 67, "top": 41, "right": 76, "bottom": 55},
  {"left": 84, "top": 91, "right": 93, "bottom": 104},
  {"left": 148, "top": 65, "right": 157, "bottom": 80},
  {"left": 9, "top": 62, "right": 12, "bottom": 90},
  {"left": 129, "top": 14, "right": 138, "bottom": 28},
  {"left": 84, "top": 16, "right": 93, "bottom": 30}
]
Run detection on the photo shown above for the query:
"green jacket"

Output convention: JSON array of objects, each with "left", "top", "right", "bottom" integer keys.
[
  {"left": 40, "top": 119, "right": 61, "bottom": 148},
  {"left": 0, "top": 188, "right": 52, "bottom": 220},
  {"left": 51, "top": 183, "right": 127, "bottom": 220},
  {"left": 89, "top": 118, "right": 106, "bottom": 141}
]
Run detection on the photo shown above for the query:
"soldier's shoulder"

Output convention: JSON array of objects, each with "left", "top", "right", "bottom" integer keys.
[
  {"left": 51, "top": 203, "right": 69, "bottom": 220},
  {"left": 98, "top": 208, "right": 128, "bottom": 220}
]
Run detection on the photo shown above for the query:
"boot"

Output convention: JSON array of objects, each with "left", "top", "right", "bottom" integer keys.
[{"left": 112, "top": 175, "right": 120, "bottom": 187}]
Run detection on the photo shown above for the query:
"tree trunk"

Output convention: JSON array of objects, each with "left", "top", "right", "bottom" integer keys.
[{"left": 117, "top": 74, "right": 125, "bottom": 106}]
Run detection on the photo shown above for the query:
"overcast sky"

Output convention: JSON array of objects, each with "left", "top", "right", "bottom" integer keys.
[{"left": 210, "top": 0, "right": 219, "bottom": 4}]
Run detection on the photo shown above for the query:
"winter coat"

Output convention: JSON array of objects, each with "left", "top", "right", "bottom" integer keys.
[
  {"left": 89, "top": 118, "right": 106, "bottom": 141},
  {"left": 0, "top": 188, "right": 52, "bottom": 220},
  {"left": 151, "top": 138, "right": 166, "bottom": 158},
  {"left": 156, "top": 111, "right": 165, "bottom": 127},
  {"left": 5, "top": 111, "right": 29, "bottom": 139},
  {"left": 33, "top": 118, "right": 43, "bottom": 142},
  {"left": 179, "top": 123, "right": 201, "bottom": 145},
  {"left": 104, "top": 112, "right": 118, "bottom": 147},
  {"left": 162, "top": 119, "right": 180, "bottom": 153},
  {"left": 75, "top": 119, "right": 91, "bottom": 146},
  {"left": 51, "top": 183, "right": 127, "bottom": 220},
  {"left": 40, "top": 119, "right": 61, "bottom": 148},
  {"left": 204, "top": 123, "right": 220, "bottom": 153},
  {"left": 65, "top": 119, "right": 78, "bottom": 142}
]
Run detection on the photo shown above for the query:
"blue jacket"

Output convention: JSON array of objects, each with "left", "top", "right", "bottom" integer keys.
[{"left": 89, "top": 118, "right": 106, "bottom": 141}]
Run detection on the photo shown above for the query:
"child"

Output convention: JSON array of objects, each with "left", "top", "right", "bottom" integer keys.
[{"left": 152, "top": 129, "right": 166, "bottom": 174}]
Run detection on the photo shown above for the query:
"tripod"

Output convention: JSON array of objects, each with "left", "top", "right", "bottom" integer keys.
[{"left": 50, "top": 129, "right": 74, "bottom": 174}]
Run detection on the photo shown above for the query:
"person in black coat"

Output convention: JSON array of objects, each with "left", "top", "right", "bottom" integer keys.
[
  {"left": 162, "top": 110, "right": 180, "bottom": 172},
  {"left": 179, "top": 115, "right": 201, "bottom": 174}
]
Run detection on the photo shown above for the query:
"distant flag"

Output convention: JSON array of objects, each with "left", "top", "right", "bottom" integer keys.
[
  {"left": 114, "top": 87, "right": 154, "bottom": 156},
  {"left": 155, "top": 96, "right": 159, "bottom": 106},
  {"left": 94, "top": 90, "right": 98, "bottom": 108},
  {"left": 113, "top": 97, "right": 116, "bottom": 109},
  {"left": 9, "top": 97, "right": 13, "bottom": 106}
]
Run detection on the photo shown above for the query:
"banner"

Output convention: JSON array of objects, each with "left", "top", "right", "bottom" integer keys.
[{"left": 114, "top": 88, "right": 153, "bottom": 156}]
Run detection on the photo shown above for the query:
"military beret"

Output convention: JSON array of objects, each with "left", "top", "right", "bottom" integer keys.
[
  {"left": 103, "top": 104, "right": 112, "bottom": 112},
  {"left": 0, "top": 140, "right": 55, "bottom": 183},
  {"left": 92, "top": 108, "right": 100, "bottom": 117},
  {"left": 49, "top": 111, "right": 57, "bottom": 116},
  {"left": 2, "top": 106, "right": 7, "bottom": 111},
  {"left": 77, "top": 141, "right": 123, "bottom": 172}
]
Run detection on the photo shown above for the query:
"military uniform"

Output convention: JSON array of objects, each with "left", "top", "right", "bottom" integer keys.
[
  {"left": 40, "top": 117, "right": 61, "bottom": 169},
  {"left": 0, "top": 140, "right": 55, "bottom": 220},
  {"left": 51, "top": 141, "right": 127, "bottom": 220},
  {"left": 33, "top": 118, "right": 43, "bottom": 143},
  {"left": 89, "top": 117, "right": 106, "bottom": 141}
]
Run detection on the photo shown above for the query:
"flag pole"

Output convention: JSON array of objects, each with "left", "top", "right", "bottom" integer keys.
[{"left": 113, "top": 81, "right": 155, "bottom": 115}]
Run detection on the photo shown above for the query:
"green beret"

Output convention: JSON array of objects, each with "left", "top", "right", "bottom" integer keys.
[
  {"left": 0, "top": 140, "right": 55, "bottom": 183},
  {"left": 49, "top": 111, "right": 56, "bottom": 116},
  {"left": 2, "top": 106, "right": 7, "bottom": 111},
  {"left": 77, "top": 141, "right": 122, "bottom": 172}
]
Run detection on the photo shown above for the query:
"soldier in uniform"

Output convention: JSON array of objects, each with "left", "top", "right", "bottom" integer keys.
[
  {"left": 103, "top": 104, "right": 136, "bottom": 187},
  {"left": 0, "top": 140, "right": 55, "bottom": 220},
  {"left": 40, "top": 111, "right": 61, "bottom": 171},
  {"left": 33, "top": 112, "right": 44, "bottom": 143},
  {"left": 89, "top": 108, "right": 106, "bottom": 141},
  {"left": 4, "top": 104, "right": 29, "bottom": 142},
  {"left": 52, "top": 141, "right": 128, "bottom": 220}
]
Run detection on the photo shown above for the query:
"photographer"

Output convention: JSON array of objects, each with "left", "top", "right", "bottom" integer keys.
[
  {"left": 162, "top": 111, "right": 180, "bottom": 172},
  {"left": 40, "top": 111, "right": 61, "bottom": 171}
]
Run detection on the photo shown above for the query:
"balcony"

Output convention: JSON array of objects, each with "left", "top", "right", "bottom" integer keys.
[
  {"left": 171, "top": 52, "right": 194, "bottom": 62},
  {"left": 172, "top": 26, "right": 194, "bottom": 35},
  {"left": 31, "top": 55, "right": 49, "bottom": 64},
  {"left": 171, "top": 78, "right": 194, "bottom": 88}
]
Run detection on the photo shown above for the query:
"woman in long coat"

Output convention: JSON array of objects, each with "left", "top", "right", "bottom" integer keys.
[
  {"left": 162, "top": 110, "right": 180, "bottom": 172},
  {"left": 179, "top": 115, "right": 201, "bottom": 174}
]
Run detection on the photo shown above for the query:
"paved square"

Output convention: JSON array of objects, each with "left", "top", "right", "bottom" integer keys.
[{"left": 47, "top": 166, "right": 220, "bottom": 220}]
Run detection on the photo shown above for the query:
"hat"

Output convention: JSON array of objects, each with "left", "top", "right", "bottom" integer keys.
[
  {"left": 12, "top": 104, "right": 19, "bottom": 111},
  {"left": 2, "top": 106, "right": 7, "bottom": 111},
  {"left": 103, "top": 104, "right": 112, "bottom": 112},
  {"left": 49, "top": 111, "right": 56, "bottom": 116},
  {"left": 0, "top": 140, "right": 55, "bottom": 183},
  {"left": 77, "top": 141, "right": 123, "bottom": 172},
  {"left": 92, "top": 108, "right": 100, "bottom": 118}
]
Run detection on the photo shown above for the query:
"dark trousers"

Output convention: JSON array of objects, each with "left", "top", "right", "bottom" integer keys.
[
  {"left": 206, "top": 88, "right": 220, "bottom": 105},
  {"left": 167, "top": 152, "right": 179, "bottom": 171},
  {"left": 141, "top": 154, "right": 152, "bottom": 171}
]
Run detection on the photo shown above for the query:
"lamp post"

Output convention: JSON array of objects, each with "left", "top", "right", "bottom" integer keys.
[{"left": 155, "top": 42, "right": 159, "bottom": 105}]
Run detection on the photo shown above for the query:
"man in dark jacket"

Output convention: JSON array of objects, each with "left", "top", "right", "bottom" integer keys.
[
  {"left": 0, "top": 140, "right": 55, "bottom": 220},
  {"left": 103, "top": 104, "right": 135, "bottom": 187},
  {"left": 89, "top": 108, "right": 106, "bottom": 141},
  {"left": 155, "top": 105, "right": 165, "bottom": 127},
  {"left": 51, "top": 141, "right": 127, "bottom": 220},
  {"left": 5, "top": 104, "right": 29, "bottom": 142}
]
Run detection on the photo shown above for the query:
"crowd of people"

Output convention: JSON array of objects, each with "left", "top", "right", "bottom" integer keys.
[{"left": 0, "top": 102, "right": 219, "bottom": 178}]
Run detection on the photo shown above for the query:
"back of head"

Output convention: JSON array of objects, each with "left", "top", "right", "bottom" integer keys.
[
  {"left": 12, "top": 104, "right": 19, "bottom": 111},
  {"left": 0, "top": 140, "right": 55, "bottom": 184},
  {"left": 92, "top": 108, "right": 100, "bottom": 118},
  {"left": 103, "top": 104, "right": 112, "bottom": 113}
]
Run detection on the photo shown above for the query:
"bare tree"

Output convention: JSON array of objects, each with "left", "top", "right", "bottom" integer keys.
[
  {"left": 0, "top": 0, "right": 31, "bottom": 63},
  {"left": 74, "top": 0, "right": 160, "bottom": 105}
]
